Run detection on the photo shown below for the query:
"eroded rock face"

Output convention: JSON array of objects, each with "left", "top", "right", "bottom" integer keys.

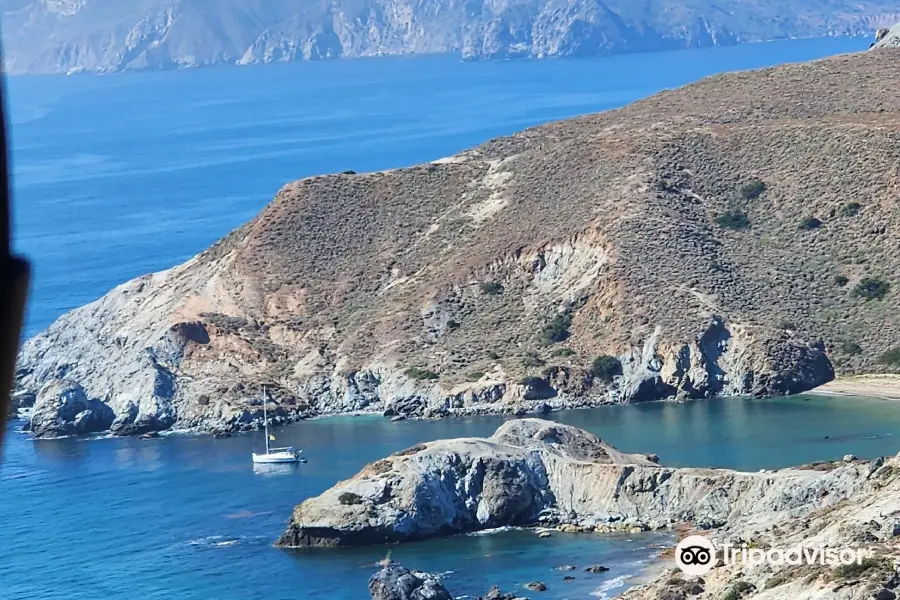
[
  {"left": 27, "top": 379, "right": 115, "bottom": 438},
  {"left": 275, "top": 419, "right": 874, "bottom": 548}
]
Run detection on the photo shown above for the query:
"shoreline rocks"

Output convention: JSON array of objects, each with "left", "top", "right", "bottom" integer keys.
[{"left": 12, "top": 312, "right": 835, "bottom": 439}]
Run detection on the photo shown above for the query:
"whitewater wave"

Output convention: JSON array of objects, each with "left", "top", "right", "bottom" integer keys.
[
  {"left": 78, "top": 432, "right": 117, "bottom": 441},
  {"left": 184, "top": 535, "right": 270, "bottom": 549},
  {"left": 466, "top": 526, "right": 526, "bottom": 536},
  {"left": 159, "top": 428, "right": 200, "bottom": 437},
  {"left": 188, "top": 535, "right": 241, "bottom": 548},
  {"left": 590, "top": 575, "right": 632, "bottom": 599}
]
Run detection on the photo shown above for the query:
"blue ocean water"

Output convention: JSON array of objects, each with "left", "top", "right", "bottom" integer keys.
[
  {"left": 4, "top": 394, "right": 900, "bottom": 600},
  {"left": 1, "top": 36, "right": 889, "bottom": 600}
]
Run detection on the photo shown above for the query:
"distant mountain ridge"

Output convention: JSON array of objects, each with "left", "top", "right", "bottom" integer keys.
[{"left": 1, "top": 0, "right": 898, "bottom": 74}]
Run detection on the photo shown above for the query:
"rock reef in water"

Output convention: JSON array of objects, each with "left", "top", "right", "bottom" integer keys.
[
  {"left": 368, "top": 562, "right": 452, "bottom": 600},
  {"left": 15, "top": 50, "right": 900, "bottom": 437},
  {"left": 275, "top": 419, "right": 876, "bottom": 548},
  {"left": 368, "top": 562, "right": 528, "bottom": 600}
]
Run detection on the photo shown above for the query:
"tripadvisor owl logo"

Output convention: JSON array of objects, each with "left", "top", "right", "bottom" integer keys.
[
  {"left": 675, "top": 535, "right": 716, "bottom": 576},
  {"left": 674, "top": 533, "right": 876, "bottom": 577}
]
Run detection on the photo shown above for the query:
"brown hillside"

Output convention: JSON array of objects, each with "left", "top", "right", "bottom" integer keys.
[
  {"left": 221, "top": 50, "right": 900, "bottom": 375},
  {"left": 15, "top": 49, "right": 900, "bottom": 435}
]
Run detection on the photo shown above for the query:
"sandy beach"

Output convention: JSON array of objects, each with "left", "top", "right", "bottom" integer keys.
[{"left": 811, "top": 375, "right": 900, "bottom": 400}]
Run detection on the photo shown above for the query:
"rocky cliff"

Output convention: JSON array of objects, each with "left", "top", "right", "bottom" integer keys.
[
  {"left": 2, "top": 0, "right": 898, "bottom": 75},
  {"left": 15, "top": 49, "right": 900, "bottom": 437},
  {"left": 289, "top": 420, "right": 900, "bottom": 600}
]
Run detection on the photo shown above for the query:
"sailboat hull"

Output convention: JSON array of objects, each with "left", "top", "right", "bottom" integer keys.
[
  {"left": 253, "top": 386, "right": 303, "bottom": 464},
  {"left": 252, "top": 451, "right": 300, "bottom": 464}
]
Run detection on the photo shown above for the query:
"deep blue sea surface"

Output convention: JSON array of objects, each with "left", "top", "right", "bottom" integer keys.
[{"left": 1, "top": 37, "right": 890, "bottom": 600}]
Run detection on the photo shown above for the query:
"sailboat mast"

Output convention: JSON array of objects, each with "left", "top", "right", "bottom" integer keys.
[{"left": 263, "top": 385, "right": 269, "bottom": 454}]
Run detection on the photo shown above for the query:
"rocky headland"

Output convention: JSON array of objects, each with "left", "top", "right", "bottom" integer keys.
[
  {"left": 2, "top": 0, "right": 898, "bottom": 75},
  {"left": 275, "top": 419, "right": 882, "bottom": 548},
  {"left": 286, "top": 419, "right": 900, "bottom": 599},
  {"left": 14, "top": 47, "right": 900, "bottom": 438}
]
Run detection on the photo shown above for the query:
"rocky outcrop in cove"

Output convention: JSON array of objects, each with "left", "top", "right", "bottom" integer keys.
[
  {"left": 275, "top": 419, "right": 876, "bottom": 548},
  {"left": 368, "top": 562, "right": 452, "bottom": 600},
  {"left": 368, "top": 562, "right": 530, "bottom": 600},
  {"left": 308, "top": 419, "right": 900, "bottom": 600}
]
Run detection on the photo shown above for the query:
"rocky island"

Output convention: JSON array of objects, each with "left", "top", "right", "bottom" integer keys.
[
  {"left": 287, "top": 419, "right": 899, "bottom": 599},
  {"left": 2, "top": 0, "right": 898, "bottom": 75},
  {"left": 14, "top": 46, "right": 900, "bottom": 438}
]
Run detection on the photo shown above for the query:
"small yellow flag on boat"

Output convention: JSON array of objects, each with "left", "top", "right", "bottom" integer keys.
[{"left": 269, "top": 434, "right": 276, "bottom": 441}]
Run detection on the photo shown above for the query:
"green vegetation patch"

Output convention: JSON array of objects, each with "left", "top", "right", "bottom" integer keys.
[
  {"left": 833, "top": 556, "right": 885, "bottom": 579},
  {"left": 716, "top": 210, "right": 750, "bottom": 230},
  {"left": 763, "top": 576, "right": 786, "bottom": 590},
  {"left": 840, "top": 341, "right": 862, "bottom": 356},
  {"left": 740, "top": 179, "right": 767, "bottom": 200},
  {"left": 540, "top": 314, "right": 572, "bottom": 345},
  {"left": 799, "top": 216, "right": 822, "bottom": 230},
  {"left": 522, "top": 352, "right": 546, "bottom": 368},
  {"left": 404, "top": 367, "right": 439, "bottom": 381},
  {"left": 840, "top": 202, "right": 862, "bottom": 217},
  {"left": 853, "top": 277, "right": 890, "bottom": 301},
  {"left": 592, "top": 355, "right": 622, "bottom": 382},
  {"left": 722, "top": 581, "right": 754, "bottom": 600},
  {"left": 338, "top": 492, "right": 363, "bottom": 505},
  {"left": 879, "top": 347, "right": 900, "bottom": 367},
  {"left": 550, "top": 348, "right": 576, "bottom": 357},
  {"left": 833, "top": 274, "right": 849, "bottom": 287},
  {"left": 480, "top": 281, "right": 503, "bottom": 295}
]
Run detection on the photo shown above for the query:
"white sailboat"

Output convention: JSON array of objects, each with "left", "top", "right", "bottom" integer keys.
[{"left": 252, "top": 386, "right": 302, "bottom": 464}]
